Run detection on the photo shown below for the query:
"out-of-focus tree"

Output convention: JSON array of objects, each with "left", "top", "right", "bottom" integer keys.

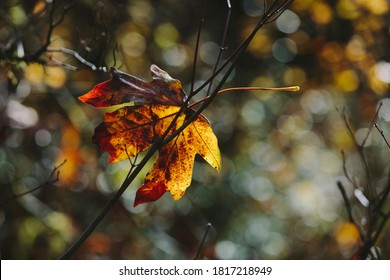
[{"left": 0, "top": 0, "right": 389, "bottom": 259}]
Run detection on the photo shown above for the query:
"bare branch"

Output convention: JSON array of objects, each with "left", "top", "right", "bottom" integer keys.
[
  {"left": 361, "top": 102, "right": 382, "bottom": 148},
  {"left": 194, "top": 223, "right": 212, "bottom": 260},
  {"left": 337, "top": 107, "right": 390, "bottom": 259},
  {"left": 337, "top": 181, "right": 365, "bottom": 237},
  {"left": 341, "top": 110, "right": 374, "bottom": 204},
  {"left": 341, "top": 150, "right": 360, "bottom": 190},
  {"left": 49, "top": 55, "right": 78, "bottom": 71},
  {"left": 189, "top": 0, "right": 207, "bottom": 95},
  {"left": 28, "top": 0, "right": 76, "bottom": 61},
  {"left": 374, "top": 123, "right": 390, "bottom": 149},
  {"left": 0, "top": 159, "right": 67, "bottom": 206},
  {"left": 206, "top": 0, "right": 232, "bottom": 97},
  {"left": 46, "top": 47, "right": 108, "bottom": 72}
]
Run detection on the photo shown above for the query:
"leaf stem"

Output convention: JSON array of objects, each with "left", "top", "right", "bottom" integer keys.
[
  {"left": 189, "top": 85, "right": 299, "bottom": 108},
  {"left": 218, "top": 86, "right": 300, "bottom": 94}
]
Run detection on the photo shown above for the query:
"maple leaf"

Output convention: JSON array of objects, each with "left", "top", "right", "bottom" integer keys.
[
  {"left": 78, "top": 65, "right": 187, "bottom": 107},
  {"left": 78, "top": 65, "right": 221, "bottom": 206}
]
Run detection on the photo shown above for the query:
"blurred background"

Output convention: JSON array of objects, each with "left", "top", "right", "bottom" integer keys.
[{"left": 1, "top": 0, "right": 389, "bottom": 259}]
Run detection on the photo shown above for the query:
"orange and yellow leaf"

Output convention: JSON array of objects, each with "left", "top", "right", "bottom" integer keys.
[
  {"left": 134, "top": 111, "right": 221, "bottom": 206},
  {"left": 78, "top": 65, "right": 221, "bottom": 206}
]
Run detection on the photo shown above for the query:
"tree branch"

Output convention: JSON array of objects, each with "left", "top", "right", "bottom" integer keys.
[
  {"left": 0, "top": 159, "right": 67, "bottom": 206},
  {"left": 374, "top": 123, "right": 390, "bottom": 149},
  {"left": 194, "top": 223, "right": 212, "bottom": 260}
]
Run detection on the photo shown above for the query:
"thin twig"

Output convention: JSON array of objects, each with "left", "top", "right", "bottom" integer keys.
[
  {"left": 337, "top": 181, "right": 357, "bottom": 224},
  {"left": 341, "top": 150, "right": 360, "bottom": 190},
  {"left": 191, "top": 0, "right": 293, "bottom": 97},
  {"left": 370, "top": 171, "right": 390, "bottom": 244},
  {"left": 375, "top": 171, "right": 390, "bottom": 216},
  {"left": 341, "top": 111, "right": 374, "bottom": 220},
  {"left": 206, "top": 0, "right": 231, "bottom": 97},
  {"left": 125, "top": 144, "right": 140, "bottom": 181},
  {"left": 371, "top": 210, "right": 390, "bottom": 247},
  {"left": 361, "top": 102, "right": 382, "bottom": 147},
  {"left": 194, "top": 223, "right": 212, "bottom": 260},
  {"left": 49, "top": 56, "right": 78, "bottom": 71},
  {"left": 374, "top": 123, "right": 390, "bottom": 149},
  {"left": 47, "top": 47, "right": 108, "bottom": 72},
  {"left": 28, "top": 0, "right": 76, "bottom": 61},
  {"left": 0, "top": 159, "right": 67, "bottom": 206},
  {"left": 337, "top": 181, "right": 375, "bottom": 259},
  {"left": 336, "top": 181, "right": 367, "bottom": 243},
  {"left": 338, "top": 105, "right": 390, "bottom": 259},
  {"left": 342, "top": 112, "right": 372, "bottom": 188},
  {"left": 112, "top": 43, "right": 119, "bottom": 68},
  {"left": 189, "top": 0, "right": 206, "bottom": 95}
]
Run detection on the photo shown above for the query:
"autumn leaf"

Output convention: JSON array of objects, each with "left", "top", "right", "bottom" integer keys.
[
  {"left": 133, "top": 108, "right": 221, "bottom": 206},
  {"left": 78, "top": 65, "right": 221, "bottom": 206},
  {"left": 78, "top": 65, "right": 187, "bottom": 107}
]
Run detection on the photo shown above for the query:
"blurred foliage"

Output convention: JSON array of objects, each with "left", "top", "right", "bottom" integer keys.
[{"left": 0, "top": 0, "right": 389, "bottom": 259}]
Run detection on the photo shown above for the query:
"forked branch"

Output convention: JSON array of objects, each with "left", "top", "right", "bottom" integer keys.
[{"left": 338, "top": 104, "right": 390, "bottom": 259}]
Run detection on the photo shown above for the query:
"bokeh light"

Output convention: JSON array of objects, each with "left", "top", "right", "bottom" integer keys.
[{"left": 1, "top": 0, "right": 389, "bottom": 261}]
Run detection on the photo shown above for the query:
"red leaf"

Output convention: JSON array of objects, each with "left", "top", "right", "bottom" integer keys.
[{"left": 78, "top": 65, "right": 187, "bottom": 107}]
